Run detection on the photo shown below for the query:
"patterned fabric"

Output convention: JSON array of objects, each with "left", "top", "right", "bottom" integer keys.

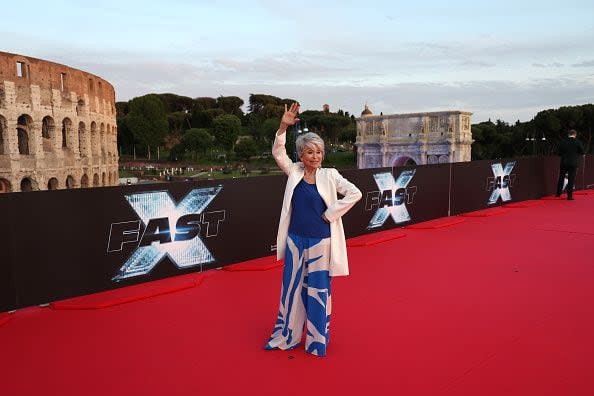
[{"left": 265, "top": 233, "right": 332, "bottom": 357}]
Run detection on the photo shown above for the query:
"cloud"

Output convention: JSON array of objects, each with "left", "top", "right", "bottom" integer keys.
[
  {"left": 532, "top": 62, "right": 564, "bottom": 68},
  {"left": 572, "top": 60, "right": 594, "bottom": 67},
  {"left": 81, "top": 56, "right": 593, "bottom": 123}
]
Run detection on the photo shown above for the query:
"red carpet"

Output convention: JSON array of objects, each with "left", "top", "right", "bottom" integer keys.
[
  {"left": 221, "top": 255, "right": 282, "bottom": 271},
  {"left": 404, "top": 217, "right": 465, "bottom": 229},
  {"left": 0, "top": 313, "right": 11, "bottom": 327},
  {"left": 1, "top": 194, "right": 593, "bottom": 395},
  {"left": 50, "top": 273, "right": 204, "bottom": 310},
  {"left": 346, "top": 228, "right": 407, "bottom": 247},
  {"left": 503, "top": 199, "right": 545, "bottom": 208},
  {"left": 460, "top": 206, "right": 509, "bottom": 217}
]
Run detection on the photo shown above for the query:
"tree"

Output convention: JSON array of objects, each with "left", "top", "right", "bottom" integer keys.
[
  {"left": 235, "top": 138, "right": 259, "bottom": 162},
  {"left": 168, "top": 111, "right": 191, "bottom": 134},
  {"left": 191, "top": 108, "right": 225, "bottom": 129},
  {"left": 115, "top": 101, "right": 129, "bottom": 117},
  {"left": 155, "top": 93, "right": 194, "bottom": 113},
  {"left": 212, "top": 114, "right": 242, "bottom": 150},
  {"left": 116, "top": 116, "right": 134, "bottom": 155},
  {"left": 192, "top": 97, "right": 218, "bottom": 112},
  {"left": 261, "top": 118, "right": 281, "bottom": 142},
  {"left": 124, "top": 94, "right": 168, "bottom": 159},
  {"left": 217, "top": 96, "right": 244, "bottom": 118},
  {"left": 182, "top": 128, "right": 214, "bottom": 159}
]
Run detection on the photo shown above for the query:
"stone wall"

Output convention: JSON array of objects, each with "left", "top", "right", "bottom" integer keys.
[
  {"left": 355, "top": 111, "right": 473, "bottom": 169},
  {"left": 0, "top": 51, "right": 118, "bottom": 192}
]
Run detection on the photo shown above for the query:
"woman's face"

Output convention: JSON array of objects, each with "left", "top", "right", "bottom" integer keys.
[{"left": 300, "top": 143, "right": 323, "bottom": 170}]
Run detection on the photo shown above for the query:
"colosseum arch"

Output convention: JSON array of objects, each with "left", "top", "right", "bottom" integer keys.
[
  {"left": 100, "top": 122, "right": 106, "bottom": 158},
  {"left": 106, "top": 123, "right": 111, "bottom": 157},
  {"left": 61, "top": 118, "right": 73, "bottom": 149},
  {"left": 93, "top": 173, "right": 100, "bottom": 187},
  {"left": 76, "top": 99, "right": 85, "bottom": 116},
  {"left": 41, "top": 116, "right": 56, "bottom": 153},
  {"left": 17, "top": 114, "right": 34, "bottom": 155},
  {"left": 91, "top": 121, "right": 98, "bottom": 156},
  {"left": 81, "top": 174, "right": 89, "bottom": 188},
  {"left": 0, "top": 115, "right": 7, "bottom": 154},
  {"left": 65, "top": 175, "right": 76, "bottom": 189},
  {"left": 78, "top": 121, "right": 89, "bottom": 157},
  {"left": 102, "top": 171, "right": 106, "bottom": 186},
  {"left": 47, "top": 177, "right": 59, "bottom": 190},
  {"left": 20, "top": 177, "right": 38, "bottom": 192},
  {"left": 0, "top": 178, "right": 11, "bottom": 192}
]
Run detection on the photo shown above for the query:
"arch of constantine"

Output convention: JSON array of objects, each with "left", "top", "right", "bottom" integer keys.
[
  {"left": 0, "top": 51, "right": 118, "bottom": 192},
  {"left": 355, "top": 105, "right": 473, "bottom": 169}
]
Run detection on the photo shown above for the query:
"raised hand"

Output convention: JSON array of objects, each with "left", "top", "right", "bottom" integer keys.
[{"left": 279, "top": 102, "right": 300, "bottom": 132}]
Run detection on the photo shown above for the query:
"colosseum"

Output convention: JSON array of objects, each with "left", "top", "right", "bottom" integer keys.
[{"left": 0, "top": 51, "right": 118, "bottom": 193}]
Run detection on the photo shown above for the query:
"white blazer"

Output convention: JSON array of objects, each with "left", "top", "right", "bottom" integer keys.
[{"left": 273, "top": 131, "right": 362, "bottom": 277}]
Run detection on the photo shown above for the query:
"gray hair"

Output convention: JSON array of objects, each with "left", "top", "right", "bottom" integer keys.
[{"left": 296, "top": 132, "right": 325, "bottom": 158}]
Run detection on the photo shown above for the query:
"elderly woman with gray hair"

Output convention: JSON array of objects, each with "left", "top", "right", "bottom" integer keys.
[{"left": 264, "top": 103, "right": 362, "bottom": 356}]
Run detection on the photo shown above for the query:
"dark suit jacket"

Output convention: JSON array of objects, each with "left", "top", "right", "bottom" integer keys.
[{"left": 557, "top": 137, "right": 585, "bottom": 168}]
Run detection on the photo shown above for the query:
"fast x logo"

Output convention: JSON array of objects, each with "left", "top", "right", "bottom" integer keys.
[
  {"left": 366, "top": 170, "right": 417, "bottom": 229},
  {"left": 108, "top": 187, "right": 223, "bottom": 281},
  {"left": 487, "top": 162, "right": 515, "bottom": 205}
]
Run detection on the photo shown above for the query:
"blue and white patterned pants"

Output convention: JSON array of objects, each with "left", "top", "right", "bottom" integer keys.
[{"left": 265, "top": 233, "right": 332, "bottom": 356}]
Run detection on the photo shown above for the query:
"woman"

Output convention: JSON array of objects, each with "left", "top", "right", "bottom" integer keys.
[{"left": 264, "top": 103, "right": 362, "bottom": 356}]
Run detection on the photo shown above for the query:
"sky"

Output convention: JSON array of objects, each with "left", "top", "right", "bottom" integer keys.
[{"left": 2, "top": 0, "right": 594, "bottom": 122}]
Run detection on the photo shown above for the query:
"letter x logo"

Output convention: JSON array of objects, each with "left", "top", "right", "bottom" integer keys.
[
  {"left": 487, "top": 162, "right": 515, "bottom": 205},
  {"left": 368, "top": 170, "right": 416, "bottom": 229},
  {"left": 112, "top": 186, "right": 222, "bottom": 281}
]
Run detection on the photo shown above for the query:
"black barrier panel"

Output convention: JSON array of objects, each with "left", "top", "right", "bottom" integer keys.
[
  {"left": 340, "top": 163, "right": 450, "bottom": 235},
  {"left": 8, "top": 177, "right": 286, "bottom": 308},
  {"left": 509, "top": 157, "right": 548, "bottom": 201},
  {"left": 542, "top": 156, "right": 561, "bottom": 196},
  {"left": 0, "top": 193, "right": 17, "bottom": 311},
  {"left": 3, "top": 156, "right": 592, "bottom": 311},
  {"left": 450, "top": 157, "right": 542, "bottom": 215},
  {"left": 584, "top": 154, "right": 594, "bottom": 189}
]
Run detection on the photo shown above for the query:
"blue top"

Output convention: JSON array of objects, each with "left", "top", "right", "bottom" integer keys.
[{"left": 288, "top": 179, "right": 331, "bottom": 238}]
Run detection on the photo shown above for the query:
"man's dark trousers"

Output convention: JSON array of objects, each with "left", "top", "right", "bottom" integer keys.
[{"left": 556, "top": 165, "right": 577, "bottom": 199}]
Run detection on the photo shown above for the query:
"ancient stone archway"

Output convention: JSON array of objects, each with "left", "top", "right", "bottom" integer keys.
[
  {"left": 0, "top": 115, "right": 6, "bottom": 155},
  {"left": 61, "top": 118, "right": 72, "bottom": 149},
  {"left": 81, "top": 174, "right": 89, "bottom": 188},
  {"left": 65, "top": 175, "right": 76, "bottom": 189},
  {"left": 17, "top": 114, "right": 33, "bottom": 155},
  {"left": 42, "top": 116, "right": 56, "bottom": 153},
  {"left": 20, "top": 177, "right": 38, "bottom": 192},
  {"left": 393, "top": 156, "right": 417, "bottom": 167},
  {"left": 47, "top": 177, "right": 59, "bottom": 190},
  {"left": 0, "top": 178, "right": 11, "bottom": 193},
  {"left": 78, "top": 121, "right": 88, "bottom": 157}
]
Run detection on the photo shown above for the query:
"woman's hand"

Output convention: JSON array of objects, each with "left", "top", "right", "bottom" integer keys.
[{"left": 278, "top": 102, "right": 300, "bottom": 134}]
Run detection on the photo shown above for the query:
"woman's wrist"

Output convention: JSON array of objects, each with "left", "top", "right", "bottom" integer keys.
[{"left": 279, "top": 122, "right": 290, "bottom": 132}]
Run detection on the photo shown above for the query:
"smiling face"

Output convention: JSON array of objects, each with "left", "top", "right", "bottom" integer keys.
[{"left": 299, "top": 143, "right": 324, "bottom": 171}]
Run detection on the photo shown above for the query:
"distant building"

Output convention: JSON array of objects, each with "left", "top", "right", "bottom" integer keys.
[
  {"left": 355, "top": 105, "right": 473, "bottom": 168},
  {"left": 0, "top": 51, "right": 118, "bottom": 192},
  {"left": 323, "top": 104, "right": 330, "bottom": 113}
]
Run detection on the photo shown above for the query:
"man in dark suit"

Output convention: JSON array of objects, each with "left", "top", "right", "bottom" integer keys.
[{"left": 556, "top": 129, "right": 585, "bottom": 200}]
